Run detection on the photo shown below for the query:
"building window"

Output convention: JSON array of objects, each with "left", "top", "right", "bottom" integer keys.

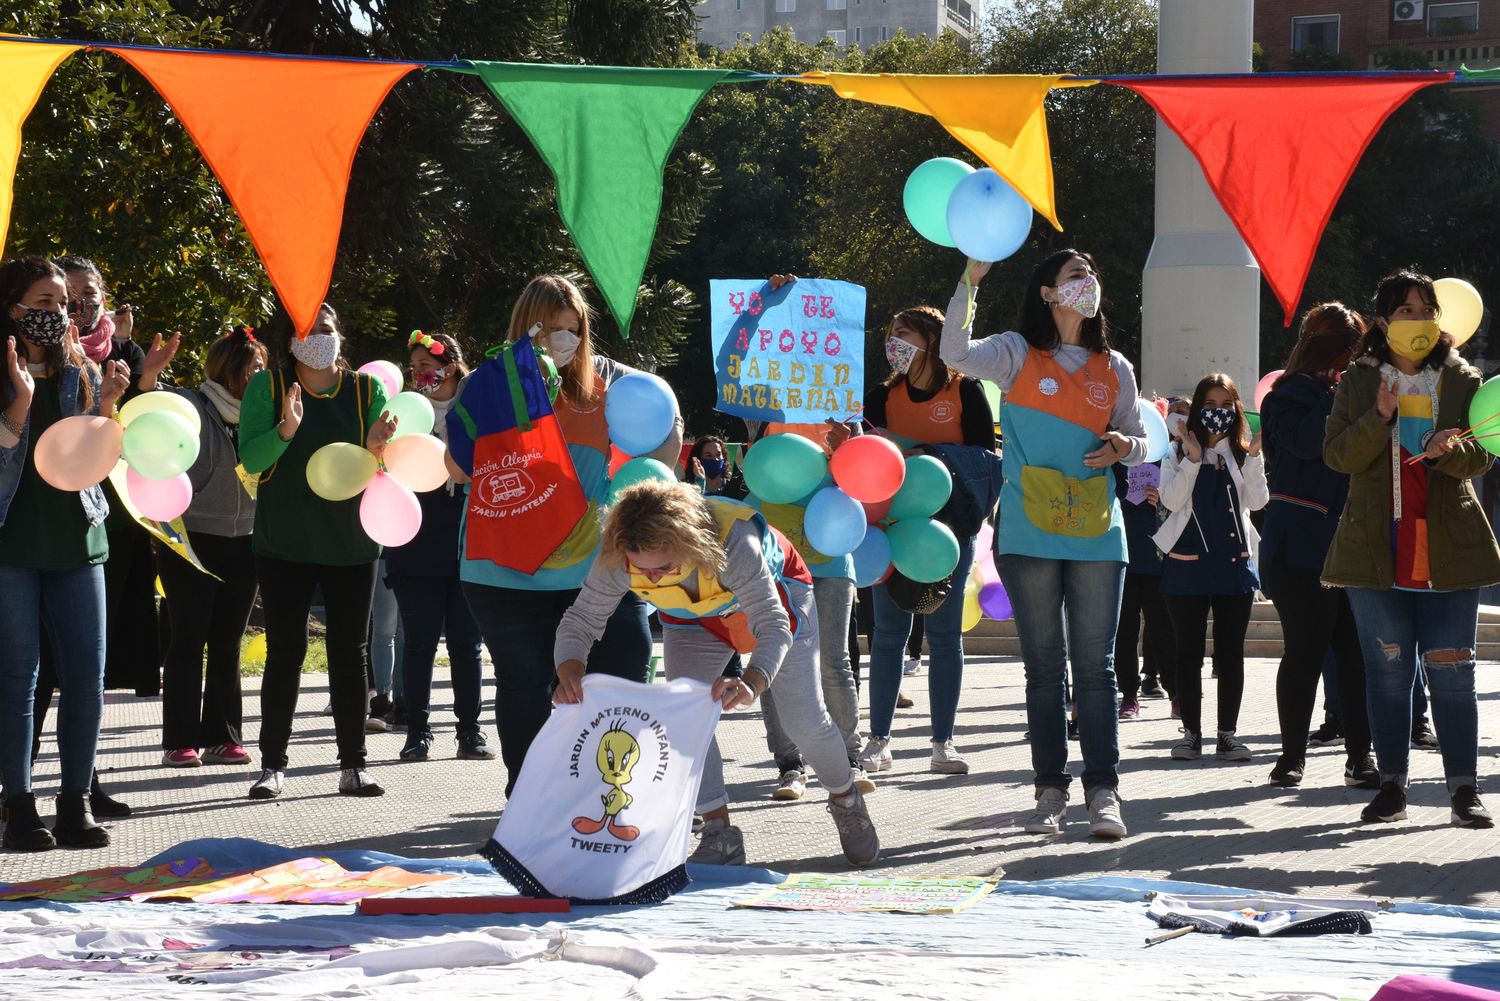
[
  {"left": 1290, "top": 14, "right": 1339, "bottom": 54},
  {"left": 1429, "top": 2, "right": 1479, "bottom": 36},
  {"left": 826, "top": 29, "right": 846, "bottom": 45},
  {"left": 854, "top": 26, "right": 862, "bottom": 43},
  {"left": 774, "top": 0, "right": 794, "bottom": 11},
  {"left": 827, "top": 0, "right": 846, "bottom": 9},
  {"left": 879, "top": 24, "right": 888, "bottom": 40}
]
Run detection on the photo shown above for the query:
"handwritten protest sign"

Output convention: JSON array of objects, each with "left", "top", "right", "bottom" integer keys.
[
  {"left": 710, "top": 278, "right": 865, "bottom": 424},
  {"left": 733, "top": 874, "right": 998, "bottom": 914},
  {"left": 1125, "top": 462, "right": 1160, "bottom": 506}
]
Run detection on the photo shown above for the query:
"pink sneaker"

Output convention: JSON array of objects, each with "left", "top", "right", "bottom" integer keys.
[
  {"left": 202, "top": 743, "right": 252, "bottom": 765},
  {"left": 1118, "top": 696, "right": 1141, "bottom": 720},
  {"left": 163, "top": 748, "right": 202, "bottom": 768}
]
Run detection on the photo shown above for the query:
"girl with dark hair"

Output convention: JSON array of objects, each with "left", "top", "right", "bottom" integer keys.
[
  {"left": 1261, "top": 303, "right": 1375, "bottom": 789},
  {"left": 860, "top": 303, "right": 995, "bottom": 778},
  {"left": 239, "top": 303, "right": 397, "bottom": 800},
  {"left": 1154, "top": 373, "right": 1268, "bottom": 764},
  {"left": 939, "top": 250, "right": 1146, "bottom": 839},
  {"left": 387, "top": 330, "right": 490, "bottom": 764},
  {"left": 683, "top": 434, "right": 746, "bottom": 499},
  {"left": 1323, "top": 269, "right": 1499, "bottom": 828},
  {"left": 157, "top": 328, "right": 268, "bottom": 769},
  {"left": 0, "top": 256, "right": 129, "bottom": 851}
]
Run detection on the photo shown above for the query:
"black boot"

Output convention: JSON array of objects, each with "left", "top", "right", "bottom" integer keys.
[
  {"left": 53, "top": 792, "right": 109, "bottom": 848},
  {"left": 3, "top": 792, "right": 57, "bottom": 852},
  {"left": 90, "top": 771, "right": 131, "bottom": 818}
]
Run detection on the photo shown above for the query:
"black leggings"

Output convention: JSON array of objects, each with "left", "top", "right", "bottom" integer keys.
[
  {"left": 1115, "top": 572, "right": 1174, "bottom": 699},
  {"left": 1263, "top": 559, "right": 1370, "bottom": 762},
  {"left": 255, "top": 556, "right": 377, "bottom": 772},
  {"left": 1163, "top": 591, "right": 1253, "bottom": 736}
]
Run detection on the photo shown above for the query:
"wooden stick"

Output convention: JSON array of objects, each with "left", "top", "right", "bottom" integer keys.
[{"left": 1145, "top": 925, "right": 1197, "bottom": 947}]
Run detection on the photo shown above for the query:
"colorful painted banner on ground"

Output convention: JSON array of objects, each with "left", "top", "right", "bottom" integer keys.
[
  {"left": 710, "top": 278, "right": 865, "bottom": 424},
  {"left": 0, "top": 858, "right": 218, "bottom": 903},
  {"left": 733, "top": 874, "right": 999, "bottom": 914}
]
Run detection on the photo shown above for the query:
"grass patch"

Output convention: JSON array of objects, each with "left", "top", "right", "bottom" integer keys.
[{"left": 240, "top": 630, "right": 329, "bottom": 677}]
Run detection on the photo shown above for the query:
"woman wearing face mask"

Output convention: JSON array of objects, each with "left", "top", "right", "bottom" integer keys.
[
  {"left": 1323, "top": 269, "right": 1499, "bottom": 829},
  {"left": 1261, "top": 304, "right": 1375, "bottom": 790},
  {"left": 239, "top": 303, "right": 397, "bottom": 801},
  {"left": 1154, "top": 373, "right": 1268, "bottom": 765},
  {"left": 683, "top": 435, "right": 746, "bottom": 499},
  {"left": 452, "top": 274, "right": 683, "bottom": 796},
  {"left": 157, "top": 328, "right": 267, "bottom": 770},
  {"left": 940, "top": 250, "right": 1146, "bottom": 840},
  {"left": 858, "top": 304, "right": 995, "bottom": 779},
  {"left": 0, "top": 256, "right": 129, "bottom": 851},
  {"left": 386, "top": 330, "right": 490, "bottom": 764}
]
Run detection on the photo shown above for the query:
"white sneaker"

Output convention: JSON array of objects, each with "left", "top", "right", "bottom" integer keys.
[
  {"left": 337, "top": 767, "right": 385, "bottom": 797},
  {"left": 929, "top": 740, "right": 970, "bottom": 774},
  {"left": 859, "top": 736, "right": 893, "bottom": 772},
  {"left": 1087, "top": 787, "right": 1128, "bottom": 839},
  {"left": 1022, "top": 787, "right": 1069, "bottom": 834},
  {"left": 850, "top": 765, "right": 877, "bottom": 794},
  {"left": 903, "top": 656, "right": 922, "bottom": 676},
  {"left": 688, "top": 819, "right": 746, "bottom": 865},
  {"left": 248, "top": 768, "right": 284, "bottom": 800},
  {"left": 772, "top": 769, "right": 806, "bottom": 801}
]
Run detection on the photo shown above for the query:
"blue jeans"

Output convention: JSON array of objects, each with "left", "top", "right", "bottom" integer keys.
[
  {"left": 0, "top": 564, "right": 106, "bottom": 794},
  {"left": 371, "top": 563, "right": 404, "bottom": 699},
  {"left": 462, "top": 583, "right": 651, "bottom": 796},
  {"left": 1346, "top": 587, "right": 1481, "bottom": 785},
  {"left": 390, "top": 575, "right": 485, "bottom": 739},
  {"left": 998, "top": 555, "right": 1125, "bottom": 795},
  {"left": 868, "top": 536, "right": 975, "bottom": 743}
]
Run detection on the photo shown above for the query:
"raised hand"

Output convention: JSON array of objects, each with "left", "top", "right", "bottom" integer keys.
[
  {"left": 1376, "top": 375, "right": 1398, "bottom": 422},
  {"left": 98, "top": 359, "right": 130, "bottom": 414},
  {"left": 1180, "top": 430, "right": 1203, "bottom": 462},
  {"left": 368, "top": 410, "right": 398, "bottom": 457},
  {"left": 5, "top": 336, "right": 34, "bottom": 412},
  {"left": 280, "top": 383, "right": 303, "bottom": 440},
  {"left": 140, "top": 330, "right": 181, "bottom": 388},
  {"left": 963, "top": 259, "right": 992, "bottom": 284}
]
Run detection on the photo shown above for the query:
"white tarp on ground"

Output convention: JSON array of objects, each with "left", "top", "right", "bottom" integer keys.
[{"left": 0, "top": 839, "right": 1496, "bottom": 1000}]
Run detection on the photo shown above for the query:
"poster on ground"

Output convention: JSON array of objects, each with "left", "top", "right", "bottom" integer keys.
[{"left": 734, "top": 874, "right": 999, "bottom": 914}]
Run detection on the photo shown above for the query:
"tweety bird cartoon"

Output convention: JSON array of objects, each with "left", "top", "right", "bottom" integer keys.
[{"left": 572, "top": 721, "right": 641, "bottom": 841}]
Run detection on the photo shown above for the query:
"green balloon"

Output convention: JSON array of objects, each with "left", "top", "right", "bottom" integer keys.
[
  {"left": 384, "top": 391, "right": 436, "bottom": 439},
  {"left": 887, "top": 517, "right": 960, "bottom": 583},
  {"left": 1245, "top": 411, "right": 1261, "bottom": 435},
  {"left": 887, "top": 455, "right": 953, "bottom": 521},
  {"left": 742, "top": 433, "right": 829, "bottom": 504},
  {"left": 1469, "top": 375, "right": 1500, "bottom": 458},
  {"left": 608, "top": 457, "right": 675, "bottom": 504},
  {"left": 121, "top": 409, "right": 200, "bottom": 480}
]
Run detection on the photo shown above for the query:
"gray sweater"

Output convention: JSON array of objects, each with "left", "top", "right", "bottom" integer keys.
[
  {"left": 555, "top": 520, "right": 794, "bottom": 684},
  {"left": 170, "top": 386, "right": 255, "bottom": 538}
]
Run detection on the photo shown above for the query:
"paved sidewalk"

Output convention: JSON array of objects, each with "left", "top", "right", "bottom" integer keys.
[{"left": 11, "top": 655, "right": 1500, "bottom": 907}]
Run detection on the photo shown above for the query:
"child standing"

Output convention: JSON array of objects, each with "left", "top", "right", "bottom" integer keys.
[{"left": 1154, "top": 373, "right": 1268, "bottom": 763}]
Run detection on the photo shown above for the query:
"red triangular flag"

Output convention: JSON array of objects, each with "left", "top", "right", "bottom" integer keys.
[
  {"left": 1113, "top": 74, "right": 1451, "bottom": 324},
  {"left": 108, "top": 49, "right": 418, "bottom": 335}
]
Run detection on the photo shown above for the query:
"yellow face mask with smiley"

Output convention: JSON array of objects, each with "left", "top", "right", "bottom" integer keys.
[{"left": 1386, "top": 319, "right": 1441, "bottom": 363}]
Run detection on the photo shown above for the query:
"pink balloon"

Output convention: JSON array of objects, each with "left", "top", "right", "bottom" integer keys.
[
  {"left": 358, "top": 360, "right": 403, "bottom": 399},
  {"left": 125, "top": 467, "right": 192, "bottom": 521},
  {"left": 978, "top": 580, "right": 1012, "bottom": 620},
  {"left": 974, "top": 522, "right": 999, "bottom": 584},
  {"left": 359, "top": 471, "right": 422, "bottom": 547},
  {"left": 34, "top": 415, "right": 123, "bottom": 491},
  {"left": 1253, "top": 369, "right": 1284, "bottom": 412},
  {"left": 831, "top": 435, "right": 906, "bottom": 503}
]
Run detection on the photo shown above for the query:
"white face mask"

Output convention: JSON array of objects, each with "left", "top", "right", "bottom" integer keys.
[
  {"left": 543, "top": 329, "right": 580, "bottom": 368},
  {"left": 289, "top": 332, "right": 339, "bottom": 370}
]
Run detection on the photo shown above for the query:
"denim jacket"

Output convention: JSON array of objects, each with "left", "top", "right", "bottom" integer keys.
[
  {"left": 0, "top": 361, "right": 109, "bottom": 528},
  {"left": 919, "top": 442, "right": 1004, "bottom": 538}
]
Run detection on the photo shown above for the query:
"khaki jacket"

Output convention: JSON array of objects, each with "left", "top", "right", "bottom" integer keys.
[{"left": 1321, "top": 353, "right": 1500, "bottom": 591}]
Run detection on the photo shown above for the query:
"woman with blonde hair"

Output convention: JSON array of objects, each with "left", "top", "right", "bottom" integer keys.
[
  {"left": 554, "top": 479, "right": 880, "bottom": 867},
  {"left": 455, "top": 274, "right": 683, "bottom": 796}
]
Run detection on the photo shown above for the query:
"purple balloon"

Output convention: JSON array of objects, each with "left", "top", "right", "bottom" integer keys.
[{"left": 978, "top": 580, "right": 1012, "bottom": 620}]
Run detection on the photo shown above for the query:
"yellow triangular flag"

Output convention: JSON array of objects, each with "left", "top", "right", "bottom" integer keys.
[
  {"left": 794, "top": 72, "right": 1096, "bottom": 231},
  {"left": 0, "top": 39, "right": 81, "bottom": 253}
]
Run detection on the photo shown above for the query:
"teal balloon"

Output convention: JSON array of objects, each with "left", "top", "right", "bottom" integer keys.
[
  {"left": 887, "top": 455, "right": 952, "bottom": 521},
  {"left": 1470, "top": 375, "right": 1500, "bottom": 457},
  {"left": 742, "top": 434, "right": 829, "bottom": 504},
  {"left": 608, "top": 457, "right": 675, "bottom": 504},
  {"left": 903, "top": 157, "right": 974, "bottom": 247},
  {"left": 946, "top": 168, "right": 1033, "bottom": 263},
  {"left": 384, "top": 391, "right": 435, "bottom": 439},
  {"left": 887, "top": 518, "right": 960, "bottom": 584},
  {"left": 121, "top": 410, "right": 199, "bottom": 480}
]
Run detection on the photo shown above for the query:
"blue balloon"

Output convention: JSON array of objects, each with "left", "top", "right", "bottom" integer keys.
[
  {"left": 804, "top": 486, "right": 867, "bottom": 558},
  {"left": 1138, "top": 398, "right": 1170, "bottom": 463},
  {"left": 852, "top": 526, "right": 892, "bottom": 587},
  {"left": 605, "top": 372, "right": 679, "bottom": 457},
  {"left": 946, "top": 168, "right": 1033, "bottom": 263}
]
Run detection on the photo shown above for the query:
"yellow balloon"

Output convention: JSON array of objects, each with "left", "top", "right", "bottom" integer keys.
[
  {"left": 961, "top": 578, "right": 982, "bottom": 632},
  {"left": 244, "top": 633, "right": 267, "bottom": 662},
  {"left": 120, "top": 389, "right": 201, "bottom": 434},
  {"left": 1435, "top": 277, "right": 1484, "bottom": 346},
  {"left": 306, "top": 442, "right": 378, "bottom": 501}
]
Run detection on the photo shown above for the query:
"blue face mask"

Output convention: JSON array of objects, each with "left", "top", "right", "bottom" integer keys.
[
  {"left": 1200, "top": 407, "right": 1236, "bottom": 435},
  {"left": 700, "top": 458, "right": 726, "bottom": 479}
]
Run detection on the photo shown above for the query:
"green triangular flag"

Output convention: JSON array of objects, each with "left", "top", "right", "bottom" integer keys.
[
  {"left": 464, "top": 62, "right": 731, "bottom": 337},
  {"left": 1460, "top": 64, "right": 1500, "bottom": 81}
]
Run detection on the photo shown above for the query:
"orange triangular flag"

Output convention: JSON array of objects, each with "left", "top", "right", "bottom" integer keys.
[
  {"left": 0, "top": 39, "right": 81, "bottom": 254},
  {"left": 1113, "top": 74, "right": 1449, "bottom": 324},
  {"left": 107, "top": 48, "right": 417, "bottom": 334}
]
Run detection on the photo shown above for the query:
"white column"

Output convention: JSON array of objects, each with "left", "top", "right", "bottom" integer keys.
[{"left": 1140, "top": 0, "right": 1261, "bottom": 403}]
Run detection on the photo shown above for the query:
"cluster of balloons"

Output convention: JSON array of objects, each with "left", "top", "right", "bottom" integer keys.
[
  {"left": 903, "top": 157, "right": 1033, "bottom": 263},
  {"left": 961, "top": 522, "right": 1011, "bottom": 632},
  {"left": 598, "top": 372, "right": 681, "bottom": 504}
]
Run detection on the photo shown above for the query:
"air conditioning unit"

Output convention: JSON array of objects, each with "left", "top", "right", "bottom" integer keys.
[{"left": 1393, "top": 0, "right": 1424, "bottom": 22}]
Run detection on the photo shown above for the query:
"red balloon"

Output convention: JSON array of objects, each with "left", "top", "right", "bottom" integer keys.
[
  {"left": 862, "top": 497, "right": 892, "bottom": 524},
  {"left": 608, "top": 444, "right": 631, "bottom": 477},
  {"left": 876, "top": 564, "right": 893, "bottom": 585},
  {"left": 830, "top": 435, "right": 905, "bottom": 503}
]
